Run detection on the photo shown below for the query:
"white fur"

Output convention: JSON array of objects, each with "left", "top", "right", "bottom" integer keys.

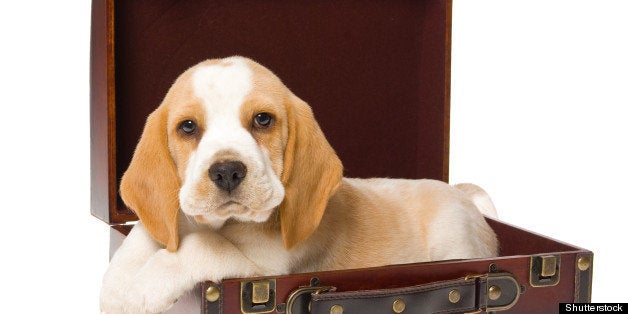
[
  {"left": 100, "top": 224, "right": 162, "bottom": 313},
  {"left": 179, "top": 58, "right": 285, "bottom": 227},
  {"left": 101, "top": 218, "right": 293, "bottom": 313}
]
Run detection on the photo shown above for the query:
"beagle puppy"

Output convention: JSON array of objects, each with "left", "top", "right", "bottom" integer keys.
[{"left": 100, "top": 57, "right": 498, "bottom": 313}]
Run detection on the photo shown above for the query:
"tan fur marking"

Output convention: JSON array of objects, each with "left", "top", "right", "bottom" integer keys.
[
  {"left": 167, "top": 101, "right": 206, "bottom": 180},
  {"left": 119, "top": 106, "right": 180, "bottom": 252},
  {"left": 278, "top": 93, "right": 344, "bottom": 249}
]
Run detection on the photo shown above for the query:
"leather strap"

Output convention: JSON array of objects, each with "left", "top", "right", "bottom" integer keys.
[{"left": 309, "top": 277, "right": 486, "bottom": 314}]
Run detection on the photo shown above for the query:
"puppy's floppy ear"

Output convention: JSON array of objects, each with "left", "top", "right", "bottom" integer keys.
[
  {"left": 280, "top": 94, "right": 343, "bottom": 250},
  {"left": 119, "top": 106, "right": 180, "bottom": 252}
]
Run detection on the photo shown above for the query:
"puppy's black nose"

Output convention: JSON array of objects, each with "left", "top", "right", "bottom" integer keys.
[{"left": 208, "top": 161, "right": 247, "bottom": 192}]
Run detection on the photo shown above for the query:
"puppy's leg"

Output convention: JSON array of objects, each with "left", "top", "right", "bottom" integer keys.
[
  {"left": 100, "top": 223, "right": 161, "bottom": 313},
  {"left": 123, "top": 230, "right": 264, "bottom": 313}
]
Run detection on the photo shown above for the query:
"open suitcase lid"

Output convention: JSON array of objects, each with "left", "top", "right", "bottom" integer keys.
[{"left": 90, "top": 0, "right": 452, "bottom": 224}]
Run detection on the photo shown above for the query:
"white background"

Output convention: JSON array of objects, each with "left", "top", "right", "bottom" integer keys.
[
  {"left": 0, "top": 0, "right": 625, "bottom": 312},
  {"left": 450, "top": 0, "right": 628, "bottom": 304}
]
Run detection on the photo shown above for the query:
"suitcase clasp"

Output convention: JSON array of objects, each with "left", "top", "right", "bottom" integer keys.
[
  {"left": 530, "top": 255, "right": 561, "bottom": 287},
  {"left": 241, "top": 279, "right": 277, "bottom": 314}
]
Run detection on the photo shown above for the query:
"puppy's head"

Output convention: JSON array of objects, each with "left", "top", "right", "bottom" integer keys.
[{"left": 120, "top": 57, "right": 343, "bottom": 251}]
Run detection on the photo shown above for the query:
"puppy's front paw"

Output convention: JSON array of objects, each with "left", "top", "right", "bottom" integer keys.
[
  {"left": 124, "top": 279, "right": 179, "bottom": 313},
  {"left": 124, "top": 250, "right": 191, "bottom": 313},
  {"left": 101, "top": 265, "right": 133, "bottom": 314},
  {"left": 100, "top": 281, "right": 127, "bottom": 314}
]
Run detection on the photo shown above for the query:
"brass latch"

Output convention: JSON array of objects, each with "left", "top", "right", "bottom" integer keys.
[
  {"left": 530, "top": 255, "right": 561, "bottom": 287},
  {"left": 241, "top": 279, "right": 276, "bottom": 313},
  {"left": 252, "top": 281, "right": 271, "bottom": 304}
]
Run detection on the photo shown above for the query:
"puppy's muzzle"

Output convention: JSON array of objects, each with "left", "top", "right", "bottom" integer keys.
[{"left": 209, "top": 161, "right": 247, "bottom": 192}]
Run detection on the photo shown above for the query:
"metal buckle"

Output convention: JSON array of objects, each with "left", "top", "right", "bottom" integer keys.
[
  {"left": 464, "top": 273, "right": 488, "bottom": 281},
  {"left": 286, "top": 285, "right": 335, "bottom": 314},
  {"left": 463, "top": 273, "right": 487, "bottom": 314}
]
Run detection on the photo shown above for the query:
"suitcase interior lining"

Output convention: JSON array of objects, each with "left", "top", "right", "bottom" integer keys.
[{"left": 112, "top": 0, "right": 450, "bottom": 192}]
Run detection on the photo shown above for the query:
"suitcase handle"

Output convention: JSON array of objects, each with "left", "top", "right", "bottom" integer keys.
[{"left": 288, "top": 272, "right": 520, "bottom": 314}]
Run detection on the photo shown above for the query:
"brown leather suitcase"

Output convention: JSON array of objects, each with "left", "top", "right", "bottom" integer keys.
[{"left": 91, "top": 1, "right": 593, "bottom": 313}]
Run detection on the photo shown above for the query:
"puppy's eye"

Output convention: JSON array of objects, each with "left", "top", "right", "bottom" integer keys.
[
  {"left": 253, "top": 113, "right": 273, "bottom": 129},
  {"left": 179, "top": 120, "right": 197, "bottom": 134}
]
